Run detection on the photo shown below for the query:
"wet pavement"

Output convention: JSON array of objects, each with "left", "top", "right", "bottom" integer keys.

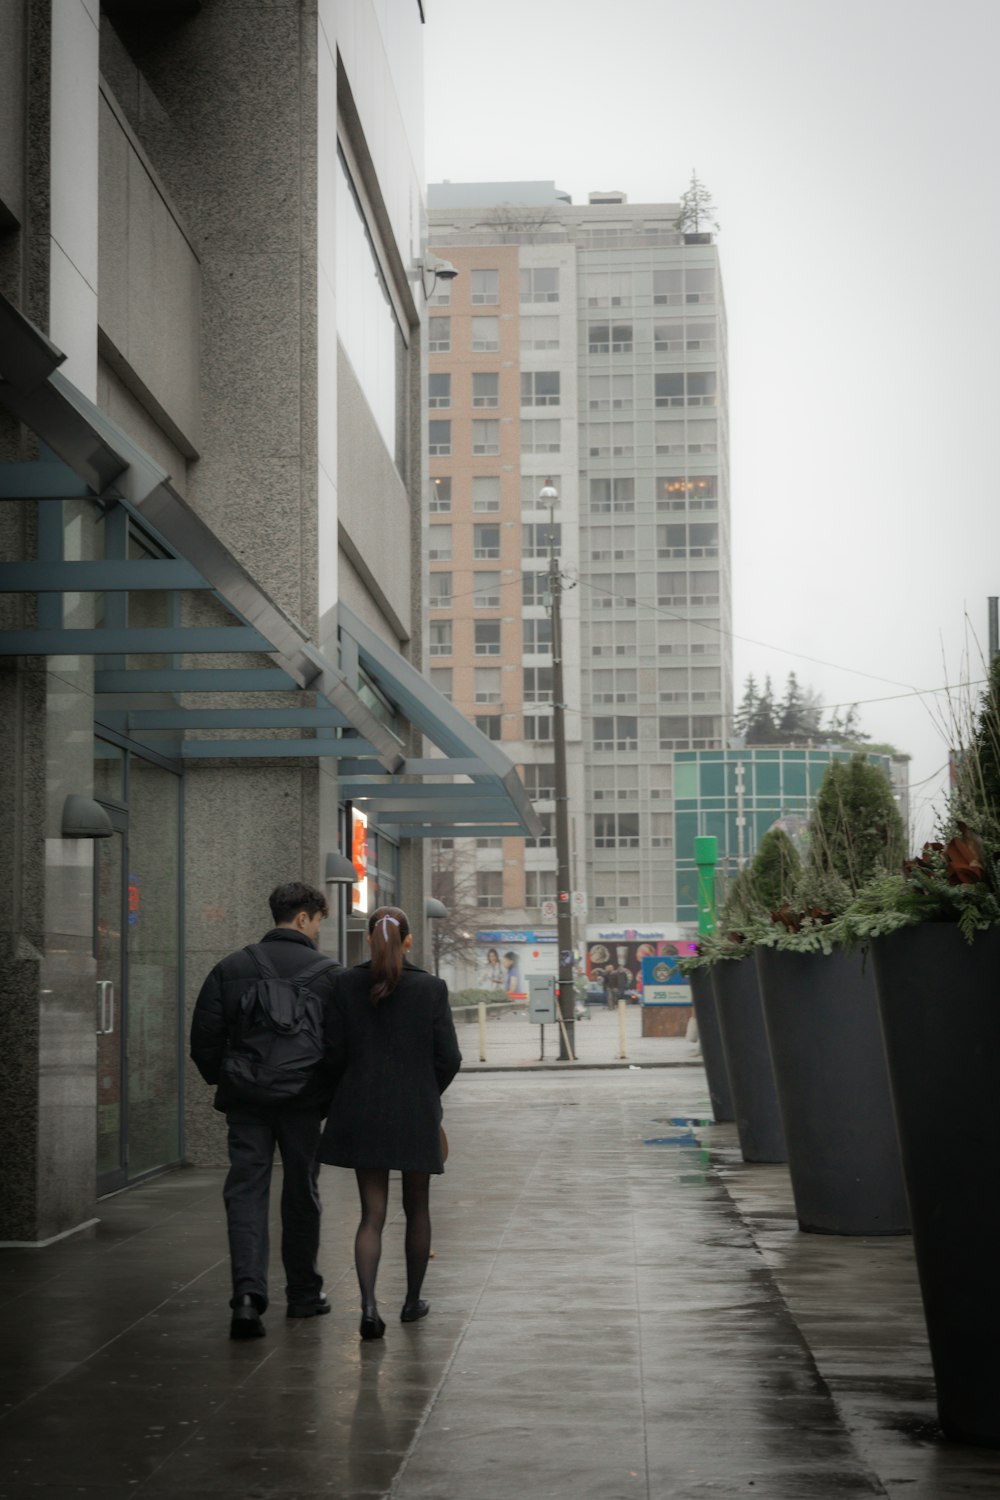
[{"left": 3, "top": 1069, "right": 1000, "bottom": 1499}]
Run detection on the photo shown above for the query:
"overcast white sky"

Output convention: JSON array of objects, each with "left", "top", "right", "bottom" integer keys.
[{"left": 423, "top": 0, "right": 1000, "bottom": 843}]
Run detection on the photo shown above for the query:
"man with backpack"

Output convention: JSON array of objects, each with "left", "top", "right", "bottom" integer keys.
[{"left": 190, "top": 881, "right": 341, "bottom": 1339}]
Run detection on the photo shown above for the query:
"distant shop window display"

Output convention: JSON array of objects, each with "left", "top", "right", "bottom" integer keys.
[{"left": 584, "top": 926, "right": 696, "bottom": 1000}]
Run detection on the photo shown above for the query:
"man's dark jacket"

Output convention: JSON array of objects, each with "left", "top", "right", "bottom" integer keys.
[{"left": 190, "top": 929, "right": 341, "bottom": 1113}]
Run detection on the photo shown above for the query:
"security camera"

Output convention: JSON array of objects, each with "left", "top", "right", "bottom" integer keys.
[{"left": 424, "top": 252, "right": 458, "bottom": 281}]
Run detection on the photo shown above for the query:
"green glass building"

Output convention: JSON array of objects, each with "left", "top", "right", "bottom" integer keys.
[{"left": 673, "top": 747, "right": 907, "bottom": 923}]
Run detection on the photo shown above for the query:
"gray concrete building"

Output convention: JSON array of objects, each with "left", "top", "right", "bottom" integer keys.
[
  {"left": 0, "top": 1, "right": 535, "bottom": 1245},
  {"left": 428, "top": 181, "right": 732, "bottom": 964}
]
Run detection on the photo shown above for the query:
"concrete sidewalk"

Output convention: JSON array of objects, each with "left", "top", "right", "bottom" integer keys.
[{"left": 3, "top": 1068, "right": 1000, "bottom": 1499}]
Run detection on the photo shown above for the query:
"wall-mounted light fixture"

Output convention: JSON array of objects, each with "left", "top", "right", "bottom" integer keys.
[
  {"left": 425, "top": 897, "right": 449, "bottom": 920},
  {"left": 61, "top": 795, "right": 113, "bottom": 839},
  {"left": 324, "top": 851, "right": 359, "bottom": 884}
]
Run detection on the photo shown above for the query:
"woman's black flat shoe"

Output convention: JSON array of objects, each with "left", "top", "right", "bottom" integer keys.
[
  {"left": 360, "top": 1305, "right": 386, "bottom": 1340},
  {"left": 400, "top": 1299, "right": 430, "bottom": 1323}
]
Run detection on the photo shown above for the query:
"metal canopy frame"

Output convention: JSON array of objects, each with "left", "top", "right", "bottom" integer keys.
[{"left": 0, "top": 295, "right": 540, "bottom": 840}]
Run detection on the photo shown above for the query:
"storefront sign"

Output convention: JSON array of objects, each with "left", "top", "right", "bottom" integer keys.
[{"left": 351, "top": 806, "right": 370, "bottom": 915}]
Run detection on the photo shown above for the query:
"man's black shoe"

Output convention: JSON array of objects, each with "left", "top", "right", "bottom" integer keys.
[
  {"left": 287, "top": 1293, "right": 331, "bottom": 1319},
  {"left": 230, "top": 1293, "right": 266, "bottom": 1339}
]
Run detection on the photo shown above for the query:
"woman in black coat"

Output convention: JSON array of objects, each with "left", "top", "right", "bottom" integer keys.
[{"left": 319, "top": 905, "right": 462, "bottom": 1340}]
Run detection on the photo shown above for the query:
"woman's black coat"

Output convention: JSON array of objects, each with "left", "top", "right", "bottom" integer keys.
[{"left": 319, "top": 960, "right": 462, "bottom": 1173}]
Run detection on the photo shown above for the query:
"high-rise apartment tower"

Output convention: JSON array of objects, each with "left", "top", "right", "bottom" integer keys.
[{"left": 427, "top": 182, "right": 732, "bottom": 974}]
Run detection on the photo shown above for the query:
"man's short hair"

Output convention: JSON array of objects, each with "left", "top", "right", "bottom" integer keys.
[{"left": 269, "top": 881, "right": 329, "bottom": 925}]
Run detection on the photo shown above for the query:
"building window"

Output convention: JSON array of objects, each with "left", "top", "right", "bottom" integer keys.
[
  {"left": 519, "top": 266, "right": 559, "bottom": 303},
  {"left": 685, "top": 319, "right": 717, "bottom": 353},
  {"left": 593, "top": 716, "right": 638, "bottom": 752},
  {"left": 472, "top": 476, "right": 501, "bottom": 511},
  {"left": 429, "top": 278, "right": 451, "bottom": 306},
  {"left": 583, "top": 270, "right": 632, "bottom": 306},
  {"left": 587, "top": 421, "right": 633, "bottom": 458},
  {"left": 521, "top": 371, "right": 561, "bottom": 407},
  {"left": 653, "top": 269, "right": 683, "bottom": 305},
  {"left": 593, "top": 871, "right": 640, "bottom": 911},
  {"left": 473, "top": 372, "right": 500, "bottom": 408},
  {"left": 658, "top": 667, "right": 688, "bottom": 702},
  {"left": 523, "top": 522, "right": 559, "bottom": 559},
  {"left": 657, "top": 522, "right": 719, "bottom": 559},
  {"left": 473, "top": 570, "right": 501, "bottom": 607},
  {"left": 522, "top": 419, "right": 560, "bottom": 454},
  {"left": 472, "top": 419, "right": 500, "bottom": 455},
  {"left": 687, "top": 418, "right": 718, "bottom": 454},
  {"left": 686, "top": 267, "right": 716, "bottom": 304},
  {"left": 523, "top": 666, "right": 553, "bottom": 704},
  {"left": 657, "top": 570, "right": 687, "bottom": 605},
  {"left": 520, "top": 315, "right": 559, "bottom": 350},
  {"left": 477, "top": 837, "right": 503, "bottom": 849},
  {"left": 524, "top": 870, "right": 557, "bottom": 907},
  {"left": 655, "top": 418, "right": 686, "bottom": 456},
  {"left": 477, "top": 871, "right": 503, "bottom": 909},
  {"left": 428, "top": 373, "right": 451, "bottom": 409},
  {"left": 428, "top": 316, "right": 451, "bottom": 352},
  {"left": 429, "top": 667, "right": 452, "bottom": 700},
  {"left": 654, "top": 321, "right": 684, "bottom": 354},
  {"left": 429, "top": 420, "right": 451, "bottom": 455},
  {"left": 590, "top": 572, "right": 635, "bottom": 608},
  {"left": 429, "top": 476, "right": 452, "bottom": 512},
  {"left": 474, "top": 667, "right": 501, "bottom": 704},
  {"left": 591, "top": 668, "right": 636, "bottom": 704},
  {"left": 429, "top": 571, "right": 452, "bottom": 608},
  {"left": 655, "top": 372, "right": 716, "bottom": 408},
  {"left": 429, "top": 621, "right": 452, "bottom": 656},
  {"left": 522, "top": 763, "right": 556, "bottom": 800},
  {"left": 524, "top": 713, "right": 552, "bottom": 742},
  {"left": 588, "top": 526, "right": 635, "bottom": 563},
  {"left": 474, "top": 714, "right": 502, "bottom": 740},
  {"left": 594, "top": 812, "right": 640, "bottom": 849},
  {"left": 473, "top": 524, "right": 500, "bottom": 559},
  {"left": 590, "top": 477, "right": 634, "bottom": 513},
  {"left": 521, "top": 474, "right": 561, "bottom": 508},
  {"left": 657, "top": 475, "right": 718, "bottom": 510},
  {"left": 428, "top": 523, "right": 452, "bottom": 561},
  {"left": 471, "top": 268, "right": 499, "bottom": 304},
  {"left": 523, "top": 571, "right": 547, "bottom": 607},
  {"left": 689, "top": 570, "right": 720, "bottom": 605},
  {"left": 588, "top": 322, "right": 633, "bottom": 353},
  {"left": 659, "top": 715, "right": 689, "bottom": 749},
  {"left": 474, "top": 621, "right": 501, "bottom": 655},
  {"left": 523, "top": 619, "right": 552, "bottom": 654},
  {"left": 588, "top": 374, "right": 633, "bottom": 412},
  {"left": 526, "top": 812, "right": 554, "bottom": 849},
  {"left": 472, "top": 316, "right": 499, "bottom": 351}
]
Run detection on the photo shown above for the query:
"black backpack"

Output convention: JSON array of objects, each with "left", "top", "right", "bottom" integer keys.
[{"left": 220, "top": 945, "right": 337, "bottom": 1106}]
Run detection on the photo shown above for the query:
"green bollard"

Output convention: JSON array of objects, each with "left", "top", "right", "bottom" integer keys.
[{"left": 694, "top": 835, "right": 718, "bottom": 938}]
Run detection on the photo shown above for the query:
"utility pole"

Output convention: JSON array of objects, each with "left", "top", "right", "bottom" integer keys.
[
  {"left": 989, "top": 597, "right": 998, "bottom": 662},
  {"left": 541, "top": 480, "right": 575, "bottom": 1061},
  {"left": 735, "top": 759, "right": 747, "bottom": 868}
]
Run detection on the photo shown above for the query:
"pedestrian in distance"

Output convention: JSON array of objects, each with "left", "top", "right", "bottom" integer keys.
[
  {"left": 319, "top": 905, "right": 462, "bottom": 1341},
  {"left": 190, "top": 881, "right": 340, "bottom": 1340}
]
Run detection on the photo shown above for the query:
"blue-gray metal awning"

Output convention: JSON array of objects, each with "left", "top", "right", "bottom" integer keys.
[{"left": 0, "top": 294, "right": 541, "bottom": 839}]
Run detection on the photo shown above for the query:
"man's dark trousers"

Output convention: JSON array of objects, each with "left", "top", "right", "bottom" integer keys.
[{"left": 224, "top": 1104, "right": 325, "bottom": 1312}]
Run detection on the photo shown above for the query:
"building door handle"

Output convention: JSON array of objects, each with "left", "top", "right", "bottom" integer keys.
[{"left": 96, "top": 980, "right": 115, "bottom": 1034}]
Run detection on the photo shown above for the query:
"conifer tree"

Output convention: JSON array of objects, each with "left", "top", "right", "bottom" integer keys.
[
  {"left": 809, "top": 754, "right": 906, "bottom": 892},
  {"left": 752, "top": 827, "right": 802, "bottom": 909},
  {"left": 734, "top": 674, "right": 759, "bottom": 738},
  {"left": 747, "top": 675, "right": 778, "bottom": 745},
  {"left": 778, "top": 673, "right": 806, "bottom": 740},
  {"left": 673, "top": 170, "right": 720, "bottom": 236}
]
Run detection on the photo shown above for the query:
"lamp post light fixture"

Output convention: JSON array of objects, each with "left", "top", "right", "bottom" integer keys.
[{"left": 542, "top": 479, "right": 576, "bottom": 1061}]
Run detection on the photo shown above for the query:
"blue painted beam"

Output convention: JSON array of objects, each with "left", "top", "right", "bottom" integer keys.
[
  {"left": 120, "top": 707, "right": 352, "bottom": 731},
  {"left": 0, "top": 560, "right": 209, "bottom": 591},
  {"left": 382, "top": 824, "right": 528, "bottom": 838},
  {"left": 180, "top": 738, "right": 384, "bottom": 760},
  {"left": 0, "top": 460, "right": 92, "bottom": 499},
  {"left": 95, "top": 667, "right": 301, "bottom": 693},
  {"left": 0, "top": 626, "right": 273, "bottom": 655},
  {"left": 340, "top": 781, "right": 507, "bottom": 802}
]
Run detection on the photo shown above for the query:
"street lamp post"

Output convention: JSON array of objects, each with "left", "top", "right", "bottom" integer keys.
[{"left": 541, "top": 480, "right": 575, "bottom": 1061}]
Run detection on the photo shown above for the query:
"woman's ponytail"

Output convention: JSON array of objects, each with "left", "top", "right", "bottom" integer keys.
[{"left": 368, "top": 905, "right": 410, "bottom": 1005}]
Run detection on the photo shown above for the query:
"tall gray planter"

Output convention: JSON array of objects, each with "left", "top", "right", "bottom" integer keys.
[
  {"left": 711, "top": 958, "right": 787, "bottom": 1163},
  {"left": 690, "top": 967, "right": 734, "bottom": 1122},
  {"left": 756, "top": 947, "right": 909, "bottom": 1235},
  {"left": 872, "top": 924, "right": 1000, "bottom": 1447}
]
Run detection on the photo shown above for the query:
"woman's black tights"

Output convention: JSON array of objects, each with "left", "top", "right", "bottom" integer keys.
[{"left": 354, "top": 1168, "right": 432, "bottom": 1310}]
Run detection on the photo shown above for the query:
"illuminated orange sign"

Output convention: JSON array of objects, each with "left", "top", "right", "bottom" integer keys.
[{"left": 351, "top": 807, "right": 370, "bottom": 915}]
